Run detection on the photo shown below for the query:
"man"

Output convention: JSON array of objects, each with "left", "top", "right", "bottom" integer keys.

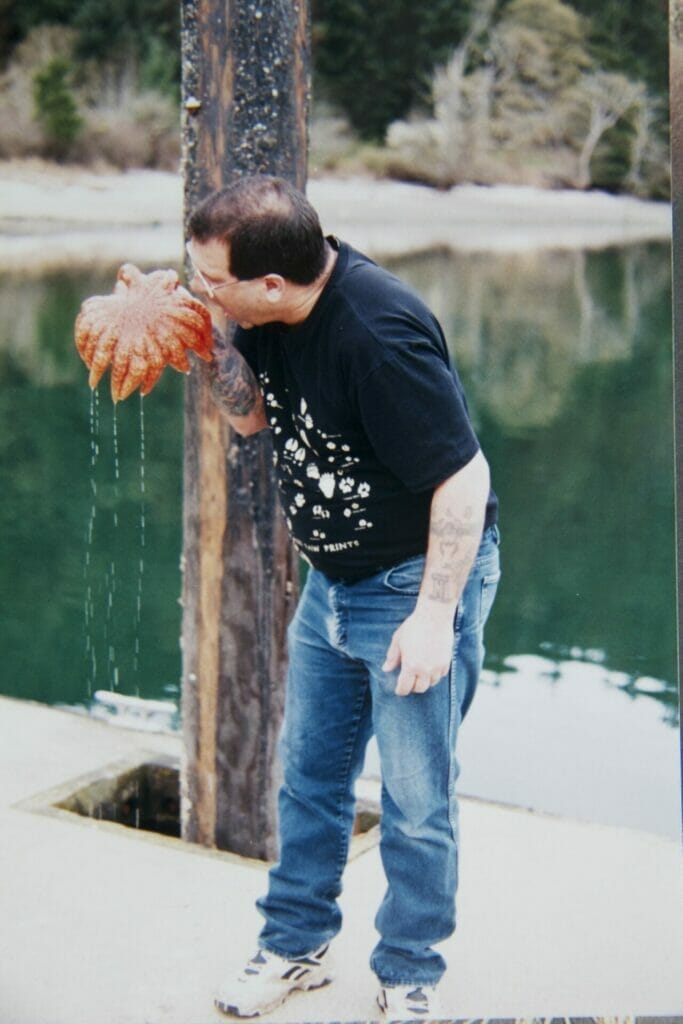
[{"left": 186, "top": 175, "right": 500, "bottom": 1022}]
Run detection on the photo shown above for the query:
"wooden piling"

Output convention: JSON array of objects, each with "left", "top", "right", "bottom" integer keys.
[{"left": 180, "top": 0, "right": 309, "bottom": 859}]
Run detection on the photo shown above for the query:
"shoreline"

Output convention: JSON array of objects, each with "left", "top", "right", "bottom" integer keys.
[{"left": 0, "top": 160, "right": 672, "bottom": 272}]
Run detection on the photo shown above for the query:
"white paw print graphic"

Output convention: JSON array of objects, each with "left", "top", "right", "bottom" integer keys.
[
  {"left": 339, "top": 477, "right": 355, "bottom": 494},
  {"left": 357, "top": 482, "right": 371, "bottom": 498},
  {"left": 294, "top": 493, "right": 306, "bottom": 508},
  {"left": 306, "top": 464, "right": 320, "bottom": 480},
  {"left": 312, "top": 529, "right": 327, "bottom": 540},
  {"left": 318, "top": 473, "right": 335, "bottom": 499}
]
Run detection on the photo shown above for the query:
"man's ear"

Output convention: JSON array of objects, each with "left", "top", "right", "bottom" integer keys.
[{"left": 263, "top": 274, "right": 286, "bottom": 303}]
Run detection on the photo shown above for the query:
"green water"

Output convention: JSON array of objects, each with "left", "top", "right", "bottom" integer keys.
[
  {"left": 0, "top": 243, "right": 678, "bottom": 829},
  {"left": 0, "top": 267, "right": 184, "bottom": 708},
  {"left": 388, "top": 244, "right": 677, "bottom": 712}
]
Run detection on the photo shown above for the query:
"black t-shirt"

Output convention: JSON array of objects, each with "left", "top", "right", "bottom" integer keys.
[{"left": 234, "top": 239, "right": 498, "bottom": 580}]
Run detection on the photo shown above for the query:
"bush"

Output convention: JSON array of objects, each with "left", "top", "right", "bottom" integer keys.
[
  {"left": 382, "top": 0, "right": 670, "bottom": 197},
  {"left": 79, "top": 91, "right": 180, "bottom": 170},
  {"left": 0, "top": 23, "right": 179, "bottom": 168},
  {"left": 0, "top": 25, "right": 74, "bottom": 159},
  {"left": 32, "top": 55, "right": 82, "bottom": 160}
]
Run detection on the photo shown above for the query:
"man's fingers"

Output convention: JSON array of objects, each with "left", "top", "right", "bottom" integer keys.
[
  {"left": 382, "top": 638, "right": 401, "bottom": 673},
  {"left": 395, "top": 668, "right": 448, "bottom": 697},
  {"left": 394, "top": 667, "right": 416, "bottom": 696},
  {"left": 395, "top": 669, "right": 429, "bottom": 696}
]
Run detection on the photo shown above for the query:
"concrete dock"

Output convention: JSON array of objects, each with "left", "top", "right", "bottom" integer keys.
[{"left": 0, "top": 694, "right": 681, "bottom": 1024}]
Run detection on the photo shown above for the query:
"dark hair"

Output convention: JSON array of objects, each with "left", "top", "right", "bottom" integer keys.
[{"left": 188, "top": 175, "right": 327, "bottom": 285}]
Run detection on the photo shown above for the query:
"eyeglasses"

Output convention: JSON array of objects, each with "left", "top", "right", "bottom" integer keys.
[{"left": 185, "top": 242, "right": 244, "bottom": 299}]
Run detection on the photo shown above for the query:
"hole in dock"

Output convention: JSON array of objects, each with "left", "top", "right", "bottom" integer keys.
[
  {"left": 56, "top": 761, "right": 180, "bottom": 838},
  {"left": 55, "top": 761, "right": 380, "bottom": 844}
]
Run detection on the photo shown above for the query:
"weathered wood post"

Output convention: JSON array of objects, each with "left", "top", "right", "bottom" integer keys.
[
  {"left": 669, "top": 1, "right": 683, "bottom": 837},
  {"left": 180, "top": 0, "right": 309, "bottom": 859}
]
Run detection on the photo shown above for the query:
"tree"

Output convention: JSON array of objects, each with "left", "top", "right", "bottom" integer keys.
[
  {"left": 32, "top": 55, "right": 82, "bottom": 159},
  {"left": 0, "top": 0, "right": 180, "bottom": 100},
  {"left": 570, "top": 71, "right": 644, "bottom": 189},
  {"left": 386, "top": 0, "right": 594, "bottom": 187},
  {"left": 570, "top": 0, "right": 668, "bottom": 100},
  {"left": 624, "top": 91, "right": 670, "bottom": 197},
  {"left": 312, "top": 0, "right": 475, "bottom": 140}
]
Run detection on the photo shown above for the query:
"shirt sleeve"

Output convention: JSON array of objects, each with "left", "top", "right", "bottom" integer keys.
[{"left": 354, "top": 341, "right": 480, "bottom": 493}]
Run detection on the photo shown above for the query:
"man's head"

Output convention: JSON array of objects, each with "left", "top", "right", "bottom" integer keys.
[
  {"left": 188, "top": 175, "right": 327, "bottom": 285},
  {"left": 186, "top": 176, "right": 329, "bottom": 328}
]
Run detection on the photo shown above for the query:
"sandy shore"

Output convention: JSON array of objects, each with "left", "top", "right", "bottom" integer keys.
[{"left": 0, "top": 158, "right": 672, "bottom": 271}]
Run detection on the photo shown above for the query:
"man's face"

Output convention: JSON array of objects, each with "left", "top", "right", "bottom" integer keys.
[{"left": 186, "top": 237, "right": 270, "bottom": 329}]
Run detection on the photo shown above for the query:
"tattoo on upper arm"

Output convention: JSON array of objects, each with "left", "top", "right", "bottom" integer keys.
[{"left": 209, "top": 341, "right": 261, "bottom": 418}]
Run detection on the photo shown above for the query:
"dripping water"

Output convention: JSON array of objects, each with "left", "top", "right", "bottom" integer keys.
[
  {"left": 108, "top": 404, "right": 120, "bottom": 689},
  {"left": 133, "top": 394, "right": 146, "bottom": 686},
  {"left": 83, "top": 388, "right": 100, "bottom": 696},
  {"left": 81, "top": 385, "right": 153, "bottom": 710},
  {"left": 112, "top": 402, "right": 120, "bottom": 525}
]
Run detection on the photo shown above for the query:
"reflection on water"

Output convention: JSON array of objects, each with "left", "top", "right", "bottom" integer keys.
[
  {"left": 0, "top": 245, "right": 677, "bottom": 832},
  {"left": 388, "top": 243, "right": 677, "bottom": 718}
]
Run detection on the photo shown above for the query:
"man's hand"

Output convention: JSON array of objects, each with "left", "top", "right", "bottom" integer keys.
[
  {"left": 382, "top": 451, "right": 491, "bottom": 697},
  {"left": 382, "top": 608, "right": 454, "bottom": 696}
]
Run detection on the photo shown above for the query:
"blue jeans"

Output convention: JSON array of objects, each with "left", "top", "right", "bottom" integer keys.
[{"left": 257, "top": 524, "right": 501, "bottom": 986}]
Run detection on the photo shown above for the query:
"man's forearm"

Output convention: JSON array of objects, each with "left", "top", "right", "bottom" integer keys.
[
  {"left": 416, "top": 449, "right": 490, "bottom": 621},
  {"left": 208, "top": 328, "right": 268, "bottom": 435}
]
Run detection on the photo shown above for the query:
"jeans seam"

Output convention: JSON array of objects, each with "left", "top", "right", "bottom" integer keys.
[
  {"left": 331, "top": 672, "right": 370, "bottom": 885},
  {"left": 447, "top": 630, "right": 461, "bottom": 839}
]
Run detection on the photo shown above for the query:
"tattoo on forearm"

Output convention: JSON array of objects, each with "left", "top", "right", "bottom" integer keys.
[
  {"left": 429, "top": 572, "right": 453, "bottom": 603},
  {"left": 209, "top": 337, "right": 260, "bottom": 417},
  {"left": 431, "top": 508, "right": 480, "bottom": 572},
  {"left": 426, "top": 504, "right": 482, "bottom": 603}
]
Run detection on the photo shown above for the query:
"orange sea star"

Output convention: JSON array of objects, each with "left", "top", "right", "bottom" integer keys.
[{"left": 74, "top": 263, "right": 213, "bottom": 402}]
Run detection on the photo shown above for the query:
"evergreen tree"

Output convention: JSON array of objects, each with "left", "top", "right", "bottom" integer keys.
[
  {"left": 570, "top": 0, "right": 668, "bottom": 99},
  {"left": 33, "top": 55, "right": 82, "bottom": 160},
  {"left": 313, "top": 0, "right": 476, "bottom": 141}
]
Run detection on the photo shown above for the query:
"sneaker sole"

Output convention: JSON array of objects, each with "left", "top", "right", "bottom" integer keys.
[{"left": 214, "top": 975, "right": 333, "bottom": 1018}]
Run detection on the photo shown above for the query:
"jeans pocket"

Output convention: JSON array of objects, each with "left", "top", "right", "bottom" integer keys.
[{"left": 382, "top": 555, "right": 426, "bottom": 595}]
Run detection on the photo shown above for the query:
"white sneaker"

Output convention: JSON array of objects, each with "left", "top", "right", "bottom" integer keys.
[
  {"left": 214, "top": 943, "right": 333, "bottom": 1018},
  {"left": 377, "top": 983, "right": 442, "bottom": 1022}
]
